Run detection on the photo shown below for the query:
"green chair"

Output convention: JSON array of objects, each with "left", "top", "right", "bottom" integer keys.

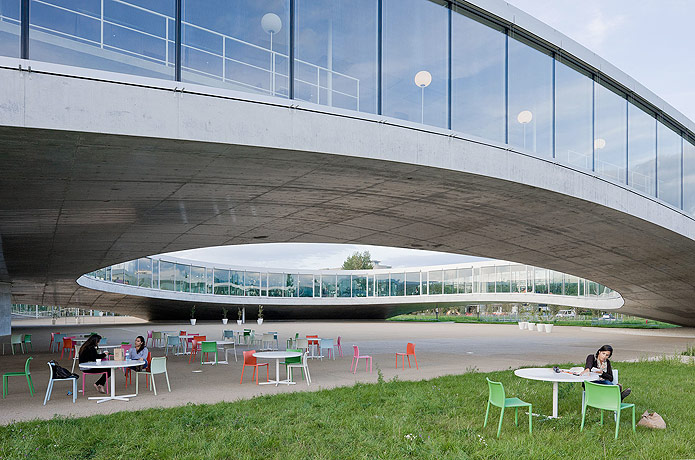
[
  {"left": 282, "top": 348, "right": 303, "bottom": 376},
  {"left": 2, "top": 357, "right": 35, "bottom": 398},
  {"left": 201, "top": 341, "right": 218, "bottom": 365},
  {"left": 23, "top": 334, "right": 33, "bottom": 352},
  {"left": 484, "top": 378, "right": 532, "bottom": 437},
  {"left": 581, "top": 381, "right": 635, "bottom": 439}
]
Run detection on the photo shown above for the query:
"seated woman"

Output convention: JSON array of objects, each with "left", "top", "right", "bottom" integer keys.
[
  {"left": 126, "top": 335, "right": 149, "bottom": 372},
  {"left": 78, "top": 334, "right": 109, "bottom": 394},
  {"left": 579, "top": 344, "right": 631, "bottom": 400}
]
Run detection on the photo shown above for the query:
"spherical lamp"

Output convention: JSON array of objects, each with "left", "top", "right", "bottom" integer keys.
[
  {"left": 414, "top": 70, "right": 432, "bottom": 88},
  {"left": 594, "top": 138, "right": 606, "bottom": 150},
  {"left": 517, "top": 110, "right": 533, "bottom": 124},
  {"left": 261, "top": 13, "right": 282, "bottom": 34}
]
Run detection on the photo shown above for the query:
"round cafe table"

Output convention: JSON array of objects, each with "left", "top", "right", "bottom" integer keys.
[
  {"left": 79, "top": 360, "right": 145, "bottom": 403},
  {"left": 514, "top": 368, "right": 600, "bottom": 418},
  {"left": 253, "top": 351, "right": 302, "bottom": 386}
]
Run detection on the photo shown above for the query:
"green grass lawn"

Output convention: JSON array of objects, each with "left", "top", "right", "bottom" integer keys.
[
  {"left": 388, "top": 314, "right": 678, "bottom": 329},
  {"left": 1, "top": 360, "right": 693, "bottom": 459}
]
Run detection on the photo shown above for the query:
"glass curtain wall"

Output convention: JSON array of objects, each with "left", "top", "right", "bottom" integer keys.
[
  {"left": 175, "top": 263, "right": 190, "bottom": 292},
  {"left": 268, "top": 273, "right": 283, "bottom": 297},
  {"left": 509, "top": 264, "right": 525, "bottom": 293},
  {"left": 321, "top": 275, "right": 336, "bottom": 297},
  {"left": 549, "top": 270, "right": 563, "bottom": 295},
  {"left": 684, "top": 138, "right": 695, "bottom": 215},
  {"left": 124, "top": 260, "right": 137, "bottom": 285},
  {"left": 481, "top": 266, "right": 495, "bottom": 293},
  {"left": 555, "top": 59, "right": 593, "bottom": 170},
  {"left": 298, "top": 274, "right": 313, "bottom": 297},
  {"left": 160, "top": 261, "right": 175, "bottom": 291},
  {"left": 376, "top": 274, "right": 389, "bottom": 296},
  {"left": 295, "top": 0, "right": 377, "bottom": 113},
  {"left": 428, "top": 270, "right": 442, "bottom": 294},
  {"left": 181, "top": 0, "right": 289, "bottom": 96},
  {"left": 443, "top": 269, "right": 456, "bottom": 294},
  {"left": 337, "top": 275, "right": 351, "bottom": 297},
  {"left": 230, "top": 271, "right": 244, "bottom": 296},
  {"left": 352, "top": 275, "right": 367, "bottom": 297},
  {"left": 628, "top": 101, "right": 657, "bottom": 196},
  {"left": 508, "top": 34, "right": 553, "bottom": 158},
  {"left": 137, "top": 258, "right": 152, "bottom": 288},
  {"left": 191, "top": 266, "right": 205, "bottom": 293},
  {"left": 594, "top": 81, "right": 627, "bottom": 183},
  {"left": 495, "top": 265, "right": 510, "bottom": 293},
  {"left": 391, "top": 273, "right": 405, "bottom": 296},
  {"left": 286, "top": 274, "right": 297, "bottom": 297},
  {"left": 213, "top": 268, "right": 229, "bottom": 295},
  {"left": 457, "top": 268, "right": 472, "bottom": 293},
  {"left": 0, "top": 0, "right": 20, "bottom": 57},
  {"left": 29, "top": 0, "right": 174, "bottom": 79},
  {"left": 533, "top": 268, "right": 548, "bottom": 294},
  {"left": 451, "top": 7, "right": 505, "bottom": 142},
  {"left": 657, "top": 121, "right": 682, "bottom": 208},
  {"left": 245, "top": 271, "right": 260, "bottom": 296},
  {"left": 383, "top": 0, "right": 448, "bottom": 128},
  {"left": 405, "top": 272, "right": 420, "bottom": 295}
]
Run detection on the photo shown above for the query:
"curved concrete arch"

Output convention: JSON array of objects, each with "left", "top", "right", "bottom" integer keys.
[{"left": 1, "top": 60, "right": 694, "bottom": 324}]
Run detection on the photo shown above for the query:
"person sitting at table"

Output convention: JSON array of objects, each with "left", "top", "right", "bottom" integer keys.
[
  {"left": 125, "top": 335, "right": 149, "bottom": 373},
  {"left": 78, "top": 334, "right": 109, "bottom": 394},
  {"left": 579, "top": 344, "right": 631, "bottom": 400}
]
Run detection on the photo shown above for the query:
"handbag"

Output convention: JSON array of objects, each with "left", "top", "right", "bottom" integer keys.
[
  {"left": 50, "top": 360, "right": 80, "bottom": 380},
  {"left": 637, "top": 411, "right": 666, "bottom": 429}
]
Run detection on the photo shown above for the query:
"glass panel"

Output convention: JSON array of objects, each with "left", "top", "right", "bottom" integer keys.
[
  {"left": 295, "top": 0, "right": 377, "bottom": 113},
  {"left": 383, "top": 0, "right": 447, "bottom": 127},
  {"left": 564, "top": 274, "right": 578, "bottom": 296},
  {"left": 352, "top": 275, "right": 367, "bottom": 297},
  {"left": 182, "top": 0, "right": 289, "bottom": 97},
  {"left": 175, "top": 263, "right": 190, "bottom": 292},
  {"left": 390, "top": 273, "right": 405, "bottom": 296},
  {"left": 314, "top": 276, "right": 321, "bottom": 297},
  {"left": 321, "top": 274, "right": 336, "bottom": 297},
  {"left": 268, "top": 273, "right": 284, "bottom": 297},
  {"left": 588, "top": 281, "right": 598, "bottom": 297},
  {"left": 657, "top": 121, "right": 682, "bottom": 208},
  {"left": 457, "top": 268, "right": 472, "bottom": 294},
  {"left": 189, "top": 266, "right": 204, "bottom": 293},
  {"left": 508, "top": 34, "right": 553, "bottom": 158},
  {"left": 376, "top": 274, "right": 389, "bottom": 296},
  {"left": 367, "top": 275, "right": 374, "bottom": 296},
  {"left": 555, "top": 59, "right": 593, "bottom": 170},
  {"left": 285, "top": 274, "right": 297, "bottom": 297},
  {"left": 160, "top": 261, "right": 175, "bottom": 291},
  {"left": 481, "top": 266, "right": 495, "bottom": 293},
  {"left": 152, "top": 260, "right": 158, "bottom": 289},
  {"left": 405, "top": 272, "right": 420, "bottom": 295},
  {"left": 526, "top": 266, "right": 533, "bottom": 293},
  {"left": 136, "top": 258, "right": 152, "bottom": 288},
  {"left": 549, "top": 270, "right": 563, "bottom": 295},
  {"left": 214, "top": 268, "right": 229, "bottom": 295},
  {"left": 111, "top": 263, "right": 124, "bottom": 284},
  {"left": 260, "top": 273, "right": 267, "bottom": 296},
  {"left": 206, "top": 267, "right": 213, "bottom": 294},
  {"left": 628, "top": 101, "right": 656, "bottom": 196},
  {"left": 421, "top": 271, "right": 428, "bottom": 295},
  {"left": 245, "top": 271, "right": 260, "bottom": 296},
  {"left": 534, "top": 267, "right": 548, "bottom": 294},
  {"left": 29, "top": 0, "right": 174, "bottom": 79},
  {"left": 451, "top": 7, "right": 505, "bottom": 142},
  {"left": 684, "top": 137, "right": 695, "bottom": 216},
  {"left": 123, "top": 260, "right": 137, "bottom": 285},
  {"left": 0, "top": 0, "right": 20, "bottom": 57},
  {"left": 442, "top": 269, "right": 456, "bottom": 294},
  {"left": 227, "top": 271, "right": 241, "bottom": 296},
  {"left": 298, "top": 274, "right": 313, "bottom": 297},
  {"left": 495, "top": 266, "right": 510, "bottom": 293},
  {"left": 337, "top": 275, "right": 351, "bottom": 297},
  {"left": 595, "top": 82, "right": 627, "bottom": 183},
  {"left": 509, "top": 264, "right": 525, "bottom": 293},
  {"left": 428, "top": 270, "right": 443, "bottom": 295},
  {"left": 579, "top": 278, "right": 585, "bottom": 296}
]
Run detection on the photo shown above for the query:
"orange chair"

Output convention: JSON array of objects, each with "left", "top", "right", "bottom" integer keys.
[
  {"left": 188, "top": 336, "right": 206, "bottom": 363},
  {"left": 240, "top": 350, "right": 269, "bottom": 384},
  {"left": 61, "top": 338, "right": 74, "bottom": 359},
  {"left": 396, "top": 343, "right": 418, "bottom": 370}
]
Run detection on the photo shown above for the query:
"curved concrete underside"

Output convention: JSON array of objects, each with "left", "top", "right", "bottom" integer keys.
[{"left": 2, "top": 62, "right": 695, "bottom": 325}]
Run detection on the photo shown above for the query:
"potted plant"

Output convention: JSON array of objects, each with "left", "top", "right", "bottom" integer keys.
[
  {"left": 237, "top": 308, "right": 243, "bottom": 325},
  {"left": 222, "top": 306, "right": 229, "bottom": 325},
  {"left": 257, "top": 305, "right": 264, "bottom": 325},
  {"left": 190, "top": 305, "right": 197, "bottom": 326}
]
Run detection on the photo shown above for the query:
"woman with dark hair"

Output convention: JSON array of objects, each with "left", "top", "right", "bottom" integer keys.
[
  {"left": 78, "top": 334, "right": 109, "bottom": 394},
  {"left": 579, "top": 345, "right": 631, "bottom": 400},
  {"left": 126, "top": 335, "right": 149, "bottom": 372}
]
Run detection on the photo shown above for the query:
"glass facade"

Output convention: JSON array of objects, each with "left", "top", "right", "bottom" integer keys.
[
  {"left": 2, "top": 0, "right": 692, "bottom": 214},
  {"left": 137, "top": 258, "right": 152, "bottom": 288}
]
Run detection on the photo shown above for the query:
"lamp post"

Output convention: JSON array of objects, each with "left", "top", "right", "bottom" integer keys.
[
  {"left": 414, "top": 70, "right": 432, "bottom": 124},
  {"left": 261, "top": 13, "right": 282, "bottom": 96},
  {"left": 517, "top": 110, "right": 533, "bottom": 149}
]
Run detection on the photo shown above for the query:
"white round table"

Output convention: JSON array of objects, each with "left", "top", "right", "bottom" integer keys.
[
  {"left": 253, "top": 351, "right": 302, "bottom": 386},
  {"left": 79, "top": 360, "right": 145, "bottom": 403},
  {"left": 514, "top": 368, "right": 600, "bottom": 418}
]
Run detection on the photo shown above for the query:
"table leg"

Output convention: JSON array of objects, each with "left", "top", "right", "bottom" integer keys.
[
  {"left": 552, "top": 381, "right": 559, "bottom": 418},
  {"left": 88, "top": 369, "right": 137, "bottom": 403}
]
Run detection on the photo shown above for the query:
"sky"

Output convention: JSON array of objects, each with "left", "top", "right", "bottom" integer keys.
[{"left": 170, "top": 1, "right": 694, "bottom": 269}]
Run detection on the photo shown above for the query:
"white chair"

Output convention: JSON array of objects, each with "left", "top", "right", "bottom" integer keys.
[
  {"left": 295, "top": 338, "right": 309, "bottom": 355},
  {"left": 287, "top": 351, "right": 311, "bottom": 386},
  {"left": 320, "top": 338, "right": 335, "bottom": 360},
  {"left": 136, "top": 357, "right": 171, "bottom": 396},
  {"left": 222, "top": 341, "right": 237, "bottom": 362},
  {"left": 44, "top": 362, "right": 77, "bottom": 405},
  {"left": 261, "top": 333, "right": 275, "bottom": 351}
]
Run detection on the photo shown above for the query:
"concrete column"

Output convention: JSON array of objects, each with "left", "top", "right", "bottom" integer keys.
[{"left": 0, "top": 283, "right": 10, "bottom": 337}]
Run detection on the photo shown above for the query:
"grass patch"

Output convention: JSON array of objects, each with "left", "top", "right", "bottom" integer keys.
[
  {"left": 1, "top": 361, "right": 694, "bottom": 459},
  {"left": 388, "top": 315, "right": 678, "bottom": 329},
  {"left": 682, "top": 344, "right": 695, "bottom": 356}
]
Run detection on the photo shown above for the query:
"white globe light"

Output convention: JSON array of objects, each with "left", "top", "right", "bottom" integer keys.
[
  {"left": 414, "top": 70, "right": 432, "bottom": 88},
  {"left": 261, "top": 13, "right": 282, "bottom": 34},
  {"left": 517, "top": 110, "right": 533, "bottom": 124},
  {"left": 594, "top": 138, "right": 607, "bottom": 149}
]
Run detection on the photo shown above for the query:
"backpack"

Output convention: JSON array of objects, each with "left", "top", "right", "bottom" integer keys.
[{"left": 49, "top": 360, "right": 80, "bottom": 380}]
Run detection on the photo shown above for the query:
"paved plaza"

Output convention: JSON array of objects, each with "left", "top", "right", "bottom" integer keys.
[{"left": 0, "top": 321, "right": 693, "bottom": 424}]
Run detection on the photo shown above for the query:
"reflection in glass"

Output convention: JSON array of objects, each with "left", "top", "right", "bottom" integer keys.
[
  {"left": 245, "top": 271, "right": 260, "bottom": 296},
  {"left": 481, "top": 266, "right": 495, "bottom": 293},
  {"left": 268, "top": 273, "right": 283, "bottom": 297},
  {"left": 337, "top": 275, "right": 351, "bottom": 297},
  {"left": 391, "top": 273, "right": 405, "bottom": 296},
  {"left": 367, "top": 275, "right": 374, "bottom": 297},
  {"left": 533, "top": 268, "right": 548, "bottom": 294},
  {"left": 628, "top": 101, "right": 656, "bottom": 196},
  {"left": 206, "top": 267, "right": 213, "bottom": 293},
  {"left": 182, "top": 0, "right": 289, "bottom": 96},
  {"left": 298, "top": 274, "right": 313, "bottom": 297},
  {"left": 564, "top": 274, "right": 578, "bottom": 296},
  {"left": 442, "top": 270, "right": 456, "bottom": 294},
  {"left": 508, "top": 34, "right": 553, "bottom": 158},
  {"left": 549, "top": 271, "right": 562, "bottom": 295},
  {"left": 0, "top": 0, "right": 20, "bottom": 58},
  {"left": 383, "top": 0, "right": 447, "bottom": 127},
  {"left": 295, "top": 0, "right": 377, "bottom": 113},
  {"left": 160, "top": 261, "right": 176, "bottom": 291},
  {"left": 657, "top": 121, "right": 682, "bottom": 208},
  {"left": 457, "top": 268, "right": 472, "bottom": 293},
  {"left": 214, "top": 268, "right": 229, "bottom": 295},
  {"left": 428, "top": 270, "right": 443, "bottom": 295},
  {"left": 451, "top": 8, "right": 505, "bottom": 142},
  {"left": 175, "top": 263, "right": 190, "bottom": 292},
  {"left": 191, "top": 266, "right": 205, "bottom": 293},
  {"left": 321, "top": 275, "right": 336, "bottom": 297},
  {"left": 314, "top": 276, "right": 321, "bottom": 297},
  {"left": 352, "top": 275, "right": 367, "bottom": 297},
  {"left": 495, "top": 266, "right": 510, "bottom": 293},
  {"left": 230, "top": 271, "right": 244, "bottom": 296},
  {"left": 152, "top": 260, "right": 159, "bottom": 289},
  {"left": 111, "top": 263, "right": 124, "bottom": 284},
  {"left": 684, "top": 137, "right": 695, "bottom": 216},
  {"left": 137, "top": 258, "right": 152, "bottom": 288},
  {"left": 124, "top": 260, "right": 137, "bottom": 285},
  {"left": 286, "top": 274, "right": 297, "bottom": 297},
  {"left": 510, "top": 265, "right": 525, "bottom": 293},
  {"left": 29, "top": 0, "right": 175, "bottom": 79},
  {"left": 405, "top": 272, "right": 420, "bottom": 295},
  {"left": 555, "top": 60, "right": 593, "bottom": 170},
  {"left": 595, "top": 82, "right": 627, "bottom": 183},
  {"left": 376, "top": 274, "right": 389, "bottom": 296}
]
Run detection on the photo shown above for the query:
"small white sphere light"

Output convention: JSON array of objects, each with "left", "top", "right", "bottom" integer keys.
[
  {"left": 414, "top": 70, "right": 432, "bottom": 88},
  {"left": 594, "top": 138, "right": 606, "bottom": 149},
  {"left": 517, "top": 110, "right": 533, "bottom": 124},
  {"left": 261, "top": 13, "right": 282, "bottom": 34}
]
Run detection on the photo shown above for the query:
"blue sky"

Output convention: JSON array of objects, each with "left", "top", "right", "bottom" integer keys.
[{"left": 171, "top": 1, "right": 694, "bottom": 269}]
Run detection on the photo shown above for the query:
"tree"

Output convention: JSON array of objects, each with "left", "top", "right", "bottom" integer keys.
[{"left": 342, "top": 250, "right": 374, "bottom": 270}]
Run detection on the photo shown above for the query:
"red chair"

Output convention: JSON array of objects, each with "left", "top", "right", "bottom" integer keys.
[
  {"left": 188, "top": 336, "right": 206, "bottom": 363},
  {"left": 82, "top": 370, "right": 109, "bottom": 395},
  {"left": 336, "top": 336, "right": 343, "bottom": 357},
  {"left": 307, "top": 335, "right": 319, "bottom": 357},
  {"left": 240, "top": 350, "right": 269, "bottom": 384},
  {"left": 48, "top": 332, "right": 60, "bottom": 352},
  {"left": 61, "top": 338, "right": 74, "bottom": 359},
  {"left": 396, "top": 343, "right": 418, "bottom": 370},
  {"left": 126, "top": 351, "right": 151, "bottom": 389},
  {"left": 146, "top": 330, "right": 153, "bottom": 347},
  {"left": 351, "top": 345, "right": 372, "bottom": 374}
]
